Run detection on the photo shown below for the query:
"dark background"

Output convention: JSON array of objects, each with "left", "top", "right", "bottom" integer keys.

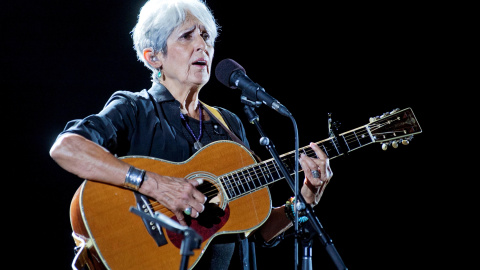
[{"left": 4, "top": 1, "right": 456, "bottom": 269}]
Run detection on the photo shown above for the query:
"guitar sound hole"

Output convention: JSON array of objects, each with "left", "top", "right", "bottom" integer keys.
[
  {"left": 196, "top": 179, "right": 224, "bottom": 208},
  {"left": 188, "top": 179, "right": 226, "bottom": 228}
]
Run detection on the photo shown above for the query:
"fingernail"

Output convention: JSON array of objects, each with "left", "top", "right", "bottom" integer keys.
[{"left": 196, "top": 178, "right": 203, "bottom": 185}]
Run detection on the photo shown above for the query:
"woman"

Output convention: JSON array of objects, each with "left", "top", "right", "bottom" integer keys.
[{"left": 50, "top": 0, "right": 332, "bottom": 269}]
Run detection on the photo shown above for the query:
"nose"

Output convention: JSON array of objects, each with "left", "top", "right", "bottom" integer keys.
[{"left": 194, "top": 32, "right": 207, "bottom": 52}]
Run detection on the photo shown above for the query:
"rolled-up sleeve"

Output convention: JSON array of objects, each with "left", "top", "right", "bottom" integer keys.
[{"left": 59, "top": 91, "right": 139, "bottom": 153}]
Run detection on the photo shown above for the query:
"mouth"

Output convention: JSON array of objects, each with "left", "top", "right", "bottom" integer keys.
[{"left": 192, "top": 58, "right": 208, "bottom": 67}]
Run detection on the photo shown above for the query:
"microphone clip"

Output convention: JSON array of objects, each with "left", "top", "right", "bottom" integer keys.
[{"left": 241, "top": 95, "right": 262, "bottom": 108}]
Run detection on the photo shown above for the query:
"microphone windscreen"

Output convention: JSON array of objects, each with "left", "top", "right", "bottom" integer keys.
[{"left": 215, "top": 59, "right": 246, "bottom": 89}]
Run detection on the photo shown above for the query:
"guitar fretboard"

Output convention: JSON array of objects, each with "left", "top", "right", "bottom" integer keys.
[{"left": 219, "top": 125, "right": 374, "bottom": 200}]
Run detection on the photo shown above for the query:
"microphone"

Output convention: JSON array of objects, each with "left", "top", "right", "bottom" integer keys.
[{"left": 215, "top": 59, "right": 291, "bottom": 116}]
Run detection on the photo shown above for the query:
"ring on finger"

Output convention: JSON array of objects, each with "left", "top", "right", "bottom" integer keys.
[
  {"left": 184, "top": 207, "right": 192, "bottom": 216},
  {"left": 311, "top": 169, "right": 321, "bottom": 179}
]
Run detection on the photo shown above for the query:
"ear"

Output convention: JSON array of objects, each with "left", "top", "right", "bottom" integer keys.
[{"left": 143, "top": 48, "right": 162, "bottom": 68}]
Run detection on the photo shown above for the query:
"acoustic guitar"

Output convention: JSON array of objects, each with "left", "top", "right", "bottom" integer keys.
[{"left": 70, "top": 108, "right": 422, "bottom": 269}]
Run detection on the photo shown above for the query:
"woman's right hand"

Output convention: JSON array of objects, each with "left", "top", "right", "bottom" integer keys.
[{"left": 140, "top": 172, "right": 207, "bottom": 226}]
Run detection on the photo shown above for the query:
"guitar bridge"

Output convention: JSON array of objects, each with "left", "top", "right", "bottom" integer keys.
[{"left": 134, "top": 192, "right": 168, "bottom": 247}]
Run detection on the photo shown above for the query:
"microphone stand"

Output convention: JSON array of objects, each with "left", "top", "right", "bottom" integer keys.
[
  {"left": 241, "top": 95, "right": 347, "bottom": 270},
  {"left": 129, "top": 207, "right": 202, "bottom": 270}
]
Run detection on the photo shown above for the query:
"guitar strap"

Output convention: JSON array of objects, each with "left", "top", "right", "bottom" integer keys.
[
  {"left": 200, "top": 101, "right": 259, "bottom": 161},
  {"left": 200, "top": 102, "right": 231, "bottom": 132}
]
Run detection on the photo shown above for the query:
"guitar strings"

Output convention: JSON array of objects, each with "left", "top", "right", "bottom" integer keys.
[
  {"left": 218, "top": 125, "right": 379, "bottom": 193},
  {"left": 173, "top": 130, "right": 359, "bottom": 200},
  {"left": 219, "top": 117, "right": 401, "bottom": 195},
  {"left": 220, "top": 118, "right": 401, "bottom": 196},
  {"left": 141, "top": 118, "right": 397, "bottom": 215},
  {"left": 145, "top": 178, "right": 226, "bottom": 214}
]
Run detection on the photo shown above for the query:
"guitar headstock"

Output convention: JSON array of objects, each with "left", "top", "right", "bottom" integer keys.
[{"left": 367, "top": 108, "right": 422, "bottom": 150}]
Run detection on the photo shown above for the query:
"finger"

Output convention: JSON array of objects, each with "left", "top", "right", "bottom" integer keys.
[
  {"left": 188, "top": 199, "right": 205, "bottom": 216},
  {"left": 174, "top": 211, "right": 187, "bottom": 226},
  {"left": 189, "top": 208, "right": 200, "bottom": 218},
  {"left": 312, "top": 157, "right": 332, "bottom": 183},
  {"left": 321, "top": 158, "right": 333, "bottom": 182},
  {"left": 299, "top": 154, "right": 319, "bottom": 180},
  {"left": 184, "top": 178, "right": 206, "bottom": 212},
  {"left": 300, "top": 153, "right": 321, "bottom": 172},
  {"left": 183, "top": 203, "right": 201, "bottom": 219},
  {"left": 309, "top": 142, "right": 328, "bottom": 160},
  {"left": 309, "top": 143, "right": 331, "bottom": 181},
  {"left": 188, "top": 178, "right": 203, "bottom": 187},
  {"left": 191, "top": 190, "right": 206, "bottom": 211}
]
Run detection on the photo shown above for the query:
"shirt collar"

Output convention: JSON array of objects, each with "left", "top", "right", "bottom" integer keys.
[{"left": 147, "top": 82, "right": 177, "bottom": 103}]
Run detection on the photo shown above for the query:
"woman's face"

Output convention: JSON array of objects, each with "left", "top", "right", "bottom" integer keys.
[{"left": 159, "top": 14, "right": 214, "bottom": 89}]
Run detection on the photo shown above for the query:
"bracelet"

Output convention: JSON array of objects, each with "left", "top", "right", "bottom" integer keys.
[
  {"left": 123, "top": 166, "right": 146, "bottom": 191},
  {"left": 285, "top": 197, "right": 308, "bottom": 224}
]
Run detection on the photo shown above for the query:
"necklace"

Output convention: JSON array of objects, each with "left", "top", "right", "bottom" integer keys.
[{"left": 179, "top": 103, "right": 203, "bottom": 150}]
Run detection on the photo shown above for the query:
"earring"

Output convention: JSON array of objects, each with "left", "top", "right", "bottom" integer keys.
[{"left": 157, "top": 70, "right": 162, "bottom": 78}]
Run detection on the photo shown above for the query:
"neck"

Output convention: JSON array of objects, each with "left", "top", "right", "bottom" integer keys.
[{"left": 160, "top": 81, "right": 202, "bottom": 118}]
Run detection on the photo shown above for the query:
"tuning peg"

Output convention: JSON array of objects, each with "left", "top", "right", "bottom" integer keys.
[
  {"left": 369, "top": 116, "right": 380, "bottom": 123},
  {"left": 390, "top": 108, "right": 400, "bottom": 114},
  {"left": 380, "top": 112, "right": 390, "bottom": 119},
  {"left": 381, "top": 142, "right": 389, "bottom": 151},
  {"left": 401, "top": 136, "right": 414, "bottom": 145},
  {"left": 392, "top": 140, "right": 399, "bottom": 148}
]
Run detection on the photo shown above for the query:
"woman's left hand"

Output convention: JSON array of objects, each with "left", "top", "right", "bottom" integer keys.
[{"left": 299, "top": 142, "right": 333, "bottom": 206}]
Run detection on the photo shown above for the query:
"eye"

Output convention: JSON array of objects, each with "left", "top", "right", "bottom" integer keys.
[
  {"left": 202, "top": 31, "right": 213, "bottom": 45},
  {"left": 181, "top": 32, "right": 193, "bottom": 39},
  {"left": 202, "top": 32, "right": 210, "bottom": 40}
]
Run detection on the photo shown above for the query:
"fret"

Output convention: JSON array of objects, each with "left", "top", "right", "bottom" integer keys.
[
  {"left": 242, "top": 169, "right": 253, "bottom": 191},
  {"left": 365, "top": 125, "right": 375, "bottom": 141},
  {"left": 280, "top": 155, "right": 296, "bottom": 176},
  {"left": 245, "top": 167, "right": 255, "bottom": 189},
  {"left": 249, "top": 166, "right": 262, "bottom": 188},
  {"left": 264, "top": 161, "right": 278, "bottom": 183},
  {"left": 239, "top": 171, "right": 247, "bottom": 191},
  {"left": 359, "top": 126, "right": 374, "bottom": 145},
  {"left": 263, "top": 161, "right": 272, "bottom": 182},
  {"left": 353, "top": 130, "right": 361, "bottom": 145},
  {"left": 330, "top": 138, "right": 342, "bottom": 156},
  {"left": 339, "top": 126, "right": 374, "bottom": 153},
  {"left": 230, "top": 174, "right": 239, "bottom": 197},
  {"left": 341, "top": 132, "right": 358, "bottom": 151},
  {"left": 226, "top": 174, "right": 239, "bottom": 197},
  {"left": 271, "top": 160, "right": 282, "bottom": 181},
  {"left": 259, "top": 165, "right": 271, "bottom": 185},
  {"left": 251, "top": 166, "right": 260, "bottom": 187},
  {"left": 341, "top": 136, "right": 351, "bottom": 152},
  {"left": 234, "top": 172, "right": 245, "bottom": 194},
  {"left": 319, "top": 142, "right": 330, "bottom": 158},
  {"left": 223, "top": 175, "right": 235, "bottom": 198}
]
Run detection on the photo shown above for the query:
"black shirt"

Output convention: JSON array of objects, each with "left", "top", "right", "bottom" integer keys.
[
  {"left": 60, "top": 82, "right": 250, "bottom": 158},
  {"left": 60, "top": 82, "right": 253, "bottom": 269}
]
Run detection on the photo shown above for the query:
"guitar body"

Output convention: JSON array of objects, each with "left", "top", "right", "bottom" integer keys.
[{"left": 70, "top": 141, "right": 272, "bottom": 270}]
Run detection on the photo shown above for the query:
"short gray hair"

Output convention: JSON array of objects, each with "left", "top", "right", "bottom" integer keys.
[{"left": 132, "top": 0, "right": 219, "bottom": 72}]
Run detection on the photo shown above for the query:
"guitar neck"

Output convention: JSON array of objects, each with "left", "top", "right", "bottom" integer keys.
[{"left": 219, "top": 125, "right": 374, "bottom": 201}]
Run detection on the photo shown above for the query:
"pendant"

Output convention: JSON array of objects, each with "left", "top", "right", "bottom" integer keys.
[{"left": 194, "top": 141, "right": 203, "bottom": 150}]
